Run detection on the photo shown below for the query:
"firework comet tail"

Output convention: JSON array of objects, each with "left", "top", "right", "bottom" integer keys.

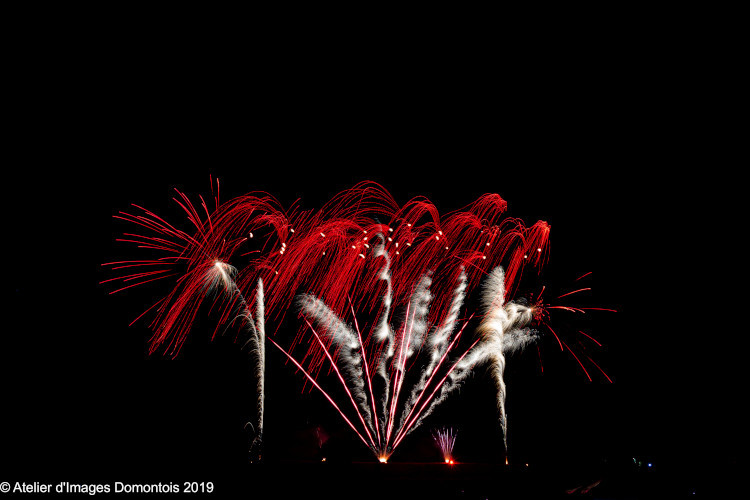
[{"left": 474, "top": 267, "right": 535, "bottom": 449}]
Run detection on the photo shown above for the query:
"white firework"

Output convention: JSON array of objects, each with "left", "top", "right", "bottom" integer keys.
[{"left": 289, "top": 235, "right": 536, "bottom": 458}]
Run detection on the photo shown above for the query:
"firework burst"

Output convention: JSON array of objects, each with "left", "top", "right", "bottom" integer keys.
[
  {"left": 103, "top": 180, "right": 552, "bottom": 460},
  {"left": 433, "top": 427, "right": 457, "bottom": 463},
  {"left": 528, "top": 272, "right": 616, "bottom": 383}
]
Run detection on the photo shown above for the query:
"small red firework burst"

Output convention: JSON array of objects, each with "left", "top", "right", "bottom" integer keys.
[{"left": 528, "top": 272, "right": 615, "bottom": 383}]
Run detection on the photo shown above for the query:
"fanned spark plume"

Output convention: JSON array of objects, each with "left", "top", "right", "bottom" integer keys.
[
  {"left": 104, "top": 180, "right": 556, "bottom": 461},
  {"left": 433, "top": 427, "right": 457, "bottom": 463},
  {"left": 287, "top": 254, "right": 484, "bottom": 460},
  {"left": 283, "top": 260, "right": 536, "bottom": 460}
]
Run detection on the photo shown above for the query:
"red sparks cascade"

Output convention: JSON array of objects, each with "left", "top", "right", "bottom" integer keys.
[{"left": 103, "top": 180, "right": 551, "bottom": 364}]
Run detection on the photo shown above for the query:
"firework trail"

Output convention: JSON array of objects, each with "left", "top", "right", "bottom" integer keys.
[
  {"left": 433, "top": 427, "right": 457, "bottom": 463},
  {"left": 103, "top": 180, "right": 552, "bottom": 460},
  {"left": 243, "top": 279, "right": 265, "bottom": 457},
  {"left": 206, "top": 262, "right": 266, "bottom": 456}
]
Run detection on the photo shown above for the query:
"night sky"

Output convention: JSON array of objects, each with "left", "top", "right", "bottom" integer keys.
[{"left": 2, "top": 36, "right": 742, "bottom": 498}]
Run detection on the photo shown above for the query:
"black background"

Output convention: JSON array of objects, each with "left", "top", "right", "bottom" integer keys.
[{"left": 2, "top": 18, "right": 743, "bottom": 498}]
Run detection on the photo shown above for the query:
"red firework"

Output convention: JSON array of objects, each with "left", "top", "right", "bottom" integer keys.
[
  {"left": 529, "top": 273, "right": 615, "bottom": 383},
  {"left": 103, "top": 180, "right": 550, "bottom": 362}
]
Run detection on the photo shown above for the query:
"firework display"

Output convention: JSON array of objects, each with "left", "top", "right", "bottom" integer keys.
[{"left": 104, "top": 180, "right": 562, "bottom": 460}]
